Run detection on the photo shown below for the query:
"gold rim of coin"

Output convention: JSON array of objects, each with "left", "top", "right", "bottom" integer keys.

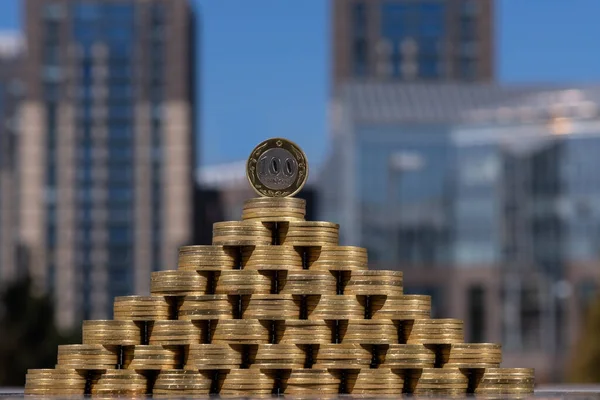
[{"left": 247, "top": 138, "right": 308, "bottom": 197}]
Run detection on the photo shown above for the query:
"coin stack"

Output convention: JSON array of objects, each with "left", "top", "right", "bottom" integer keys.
[
  {"left": 248, "top": 344, "right": 307, "bottom": 369},
  {"left": 276, "top": 320, "right": 334, "bottom": 344},
  {"left": 153, "top": 370, "right": 212, "bottom": 398},
  {"left": 242, "top": 197, "right": 305, "bottom": 222},
  {"left": 217, "top": 369, "right": 276, "bottom": 396},
  {"left": 278, "top": 270, "right": 337, "bottom": 294},
  {"left": 25, "top": 138, "right": 535, "bottom": 397},
  {"left": 242, "top": 245, "right": 303, "bottom": 271},
  {"left": 82, "top": 320, "right": 142, "bottom": 345},
  {"left": 56, "top": 344, "right": 119, "bottom": 370},
  {"left": 212, "top": 221, "right": 274, "bottom": 246},
  {"left": 123, "top": 345, "right": 182, "bottom": 370},
  {"left": 178, "top": 245, "right": 238, "bottom": 271},
  {"left": 379, "top": 344, "right": 437, "bottom": 368},
  {"left": 312, "top": 344, "right": 373, "bottom": 368},
  {"left": 148, "top": 320, "right": 205, "bottom": 345},
  {"left": 346, "top": 369, "right": 405, "bottom": 395}
]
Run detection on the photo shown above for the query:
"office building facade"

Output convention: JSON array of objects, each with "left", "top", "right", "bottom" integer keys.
[
  {"left": 21, "top": 0, "right": 196, "bottom": 329},
  {"left": 454, "top": 89, "right": 600, "bottom": 379},
  {"left": 325, "top": 83, "right": 600, "bottom": 380},
  {"left": 0, "top": 34, "right": 25, "bottom": 285},
  {"left": 332, "top": 0, "right": 493, "bottom": 86}
]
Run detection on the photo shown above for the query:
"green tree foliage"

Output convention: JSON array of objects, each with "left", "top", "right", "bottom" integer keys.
[
  {"left": 0, "top": 276, "right": 80, "bottom": 386},
  {"left": 569, "top": 295, "right": 600, "bottom": 383}
]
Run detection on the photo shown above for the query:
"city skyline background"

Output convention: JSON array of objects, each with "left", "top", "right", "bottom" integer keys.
[
  {"left": 0, "top": 0, "right": 600, "bottom": 388},
  {"left": 2, "top": 0, "right": 600, "bottom": 166}
]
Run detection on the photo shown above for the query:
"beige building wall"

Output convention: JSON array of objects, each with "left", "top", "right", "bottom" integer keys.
[
  {"left": 22, "top": 0, "right": 197, "bottom": 329},
  {"left": 162, "top": 102, "right": 193, "bottom": 272},
  {"left": 18, "top": 102, "right": 47, "bottom": 293}
]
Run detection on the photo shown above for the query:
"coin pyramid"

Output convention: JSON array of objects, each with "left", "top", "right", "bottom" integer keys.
[{"left": 25, "top": 197, "right": 535, "bottom": 397}]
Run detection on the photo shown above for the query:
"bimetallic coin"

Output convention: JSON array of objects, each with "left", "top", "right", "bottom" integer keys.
[{"left": 247, "top": 138, "right": 308, "bottom": 197}]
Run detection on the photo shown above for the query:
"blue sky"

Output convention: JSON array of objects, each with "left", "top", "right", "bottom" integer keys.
[{"left": 1, "top": 0, "right": 599, "bottom": 167}]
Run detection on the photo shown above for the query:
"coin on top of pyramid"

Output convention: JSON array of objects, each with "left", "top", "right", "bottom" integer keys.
[{"left": 25, "top": 138, "right": 534, "bottom": 397}]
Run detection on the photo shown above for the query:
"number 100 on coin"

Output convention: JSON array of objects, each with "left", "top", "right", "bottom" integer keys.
[{"left": 247, "top": 138, "right": 308, "bottom": 197}]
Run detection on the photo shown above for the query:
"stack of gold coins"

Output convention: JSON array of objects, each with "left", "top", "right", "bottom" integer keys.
[
  {"left": 346, "top": 368, "right": 404, "bottom": 395},
  {"left": 249, "top": 344, "right": 307, "bottom": 369},
  {"left": 473, "top": 368, "right": 535, "bottom": 395},
  {"left": 82, "top": 320, "right": 142, "bottom": 345},
  {"left": 306, "top": 295, "right": 365, "bottom": 320},
  {"left": 403, "top": 319, "right": 464, "bottom": 344},
  {"left": 90, "top": 369, "right": 148, "bottom": 396},
  {"left": 218, "top": 369, "right": 275, "bottom": 396},
  {"left": 185, "top": 344, "right": 242, "bottom": 370},
  {"left": 282, "top": 369, "right": 341, "bottom": 395},
  {"left": 212, "top": 221, "right": 273, "bottom": 246},
  {"left": 242, "top": 294, "right": 301, "bottom": 319},
  {"left": 339, "top": 320, "right": 399, "bottom": 344},
  {"left": 24, "top": 369, "right": 88, "bottom": 396},
  {"left": 242, "top": 245, "right": 303, "bottom": 271},
  {"left": 308, "top": 246, "right": 368, "bottom": 271},
  {"left": 276, "top": 320, "right": 334, "bottom": 344},
  {"left": 178, "top": 245, "right": 238, "bottom": 271},
  {"left": 113, "top": 296, "right": 171, "bottom": 321},
  {"left": 148, "top": 320, "right": 205, "bottom": 345},
  {"left": 371, "top": 295, "right": 431, "bottom": 320},
  {"left": 211, "top": 319, "right": 271, "bottom": 344},
  {"left": 178, "top": 295, "right": 235, "bottom": 320},
  {"left": 278, "top": 270, "right": 337, "bottom": 294},
  {"left": 379, "top": 344, "right": 436, "bottom": 368},
  {"left": 242, "top": 197, "right": 306, "bottom": 222},
  {"left": 342, "top": 270, "right": 403, "bottom": 295},
  {"left": 123, "top": 345, "right": 181, "bottom": 370},
  {"left": 440, "top": 343, "right": 502, "bottom": 369},
  {"left": 56, "top": 344, "right": 119, "bottom": 370},
  {"left": 150, "top": 271, "right": 211, "bottom": 295},
  {"left": 278, "top": 221, "right": 339, "bottom": 246},
  {"left": 312, "top": 344, "right": 373, "bottom": 368},
  {"left": 153, "top": 370, "right": 212, "bottom": 398},
  {"left": 407, "top": 368, "right": 469, "bottom": 396},
  {"left": 214, "top": 270, "right": 274, "bottom": 294}
]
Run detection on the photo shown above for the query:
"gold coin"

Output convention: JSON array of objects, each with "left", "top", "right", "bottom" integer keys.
[{"left": 246, "top": 138, "right": 308, "bottom": 197}]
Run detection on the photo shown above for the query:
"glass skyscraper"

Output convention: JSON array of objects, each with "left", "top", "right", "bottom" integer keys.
[
  {"left": 332, "top": 0, "right": 493, "bottom": 86},
  {"left": 21, "top": 0, "right": 196, "bottom": 329},
  {"left": 0, "top": 34, "right": 24, "bottom": 284},
  {"left": 324, "top": 82, "right": 600, "bottom": 378}
]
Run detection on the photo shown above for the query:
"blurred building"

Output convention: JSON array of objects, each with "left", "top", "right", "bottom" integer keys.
[
  {"left": 21, "top": 0, "right": 197, "bottom": 329},
  {"left": 332, "top": 0, "right": 493, "bottom": 87},
  {"left": 454, "top": 88, "right": 600, "bottom": 380},
  {"left": 325, "top": 83, "right": 600, "bottom": 381},
  {"left": 0, "top": 33, "right": 25, "bottom": 284},
  {"left": 196, "top": 161, "right": 319, "bottom": 245}
]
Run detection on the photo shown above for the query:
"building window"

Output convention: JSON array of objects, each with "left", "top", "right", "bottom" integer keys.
[
  {"left": 461, "top": 0, "right": 478, "bottom": 17},
  {"left": 381, "top": 3, "right": 416, "bottom": 39},
  {"left": 460, "top": 17, "right": 476, "bottom": 40},
  {"left": 419, "top": 3, "right": 445, "bottom": 38},
  {"left": 73, "top": 3, "right": 102, "bottom": 21},
  {"left": 418, "top": 57, "right": 439, "bottom": 79},
  {"left": 467, "top": 285, "right": 485, "bottom": 342},
  {"left": 353, "top": 2, "right": 367, "bottom": 37},
  {"left": 43, "top": 3, "right": 65, "bottom": 20},
  {"left": 520, "top": 285, "right": 542, "bottom": 350},
  {"left": 459, "top": 57, "right": 476, "bottom": 80},
  {"left": 353, "top": 38, "right": 368, "bottom": 77}
]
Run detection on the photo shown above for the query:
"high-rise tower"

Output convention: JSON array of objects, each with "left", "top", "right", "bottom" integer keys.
[
  {"left": 21, "top": 0, "right": 197, "bottom": 329},
  {"left": 332, "top": 0, "right": 494, "bottom": 86}
]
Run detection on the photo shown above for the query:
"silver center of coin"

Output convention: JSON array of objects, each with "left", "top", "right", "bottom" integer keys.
[{"left": 257, "top": 148, "right": 299, "bottom": 190}]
